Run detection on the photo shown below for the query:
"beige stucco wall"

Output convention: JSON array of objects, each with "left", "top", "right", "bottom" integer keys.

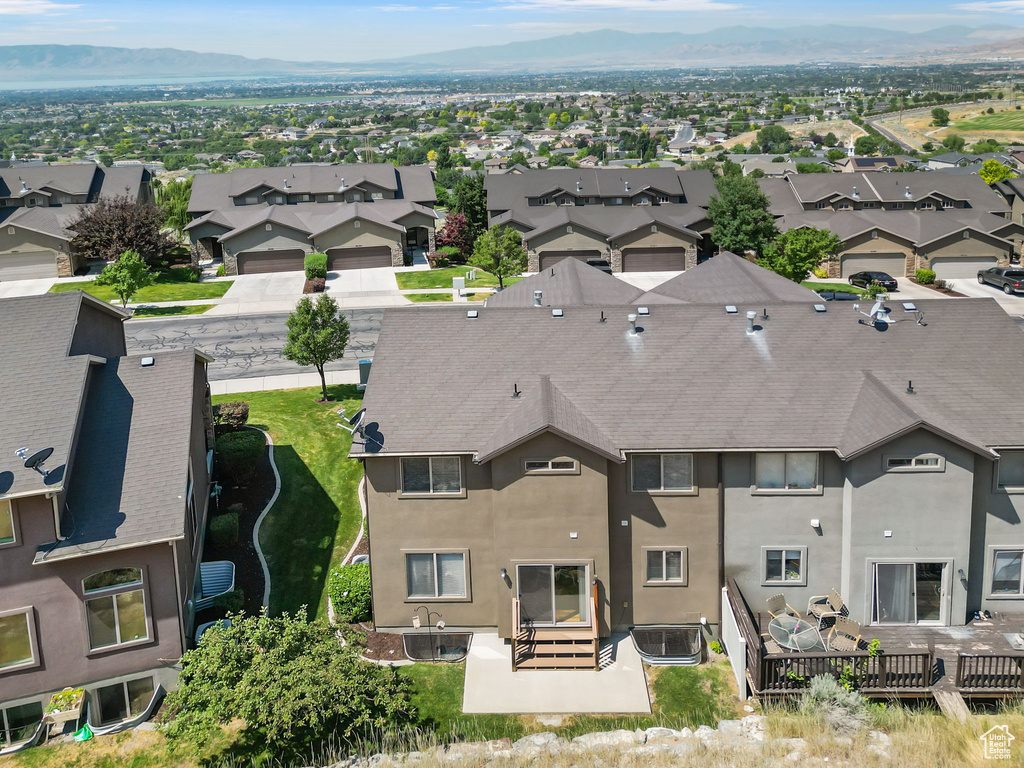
[
  {"left": 829, "top": 230, "right": 915, "bottom": 278},
  {"left": 528, "top": 227, "right": 608, "bottom": 253},
  {"left": 221, "top": 224, "right": 311, "bottom": 257},
  {"left": 313, "top": 219, "right": 402, "bottom": 251},
  {"left": 918, "top": 232, "right": 1011, "bottom": 270},
  {"left": 611, "top": 227, "right": 697, "bottom": 251}
]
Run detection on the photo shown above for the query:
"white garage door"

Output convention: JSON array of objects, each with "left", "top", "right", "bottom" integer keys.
[
  {"left": 0, "top": 250, "right": 58, "bottom": 281},
  {"left": 840, "top": 253, "right": 906, "bottom": 278},
  {"left": 931, "top": 256, "right": 999, "bottom": 280}
]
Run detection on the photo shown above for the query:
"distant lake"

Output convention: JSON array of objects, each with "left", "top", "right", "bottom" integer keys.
[{"left": 0, "top": 73, "right": 290, "bottom": 92}]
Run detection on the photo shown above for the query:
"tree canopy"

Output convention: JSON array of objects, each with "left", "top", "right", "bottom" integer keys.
[
  {"left": 758, "top": 227, "right": 843, "bottom": 283},
  {"left": 70, "top": 195, "right": 177, "bottom": 264},
  {"left": 979, "top": 159, "right": 1015, "bottom": 185},
  {"left": 448, "top": 173, "right": 488, "bottom": 242},
  {"left": 283, "top": 294, "right": 350, "bottom": 402},
  {"left": 707, "top": 174, "right": 779, "bottom": 256},
  {"left": 468, "top": 226, "right": 528, "bottom": 288},
  {"left": 94, "top": 249, "right": 155, "bottom": 307},
  {"left": 931, "top": 108, "right": 950, "bottom": 127}
]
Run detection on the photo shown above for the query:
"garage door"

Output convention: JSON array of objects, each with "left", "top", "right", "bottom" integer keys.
[
  {"left": 326, "top": 246, "right": 392, "bottom": 271},
  {"left": 0, "top": 250, "right": 58, "bottom": 281},
  {"left": 930, "top": 256, "right": 999, "bottom": 280},
  {"left": 235, "top": 249, "right": 306, "bottom": 275},
  {"left": 840, "top": 253, "right": 906, "bottom": 278},
  {"left": 622, "top": 248, "right": 687, "bottom": 272},
  {"left": 538, "top": 250, "right": 604, "bottom": 271}
]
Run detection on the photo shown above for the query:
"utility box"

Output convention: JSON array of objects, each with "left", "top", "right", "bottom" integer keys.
[
  {"left": 358, "top": 358, "right": 372, "bottom": 391},
  {"left": 452, "top": 276, "right": 466, "bottom": 296}
]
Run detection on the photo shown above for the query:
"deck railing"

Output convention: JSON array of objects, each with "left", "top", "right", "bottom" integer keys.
[
  {"left": 511, "top": 597, "right": 522, "bottom": 672},
  {"left": 760, "top": 649, "right": 933, "bottom": 693},
  {"left": 724, "top": 577, "right": 766, "bottom": 691},
  {"left": 956, "top": 652, "right": 1024, "bottom": 692},
  {"left": 590, "top": 581, "right": 600, "bottom": 671}
]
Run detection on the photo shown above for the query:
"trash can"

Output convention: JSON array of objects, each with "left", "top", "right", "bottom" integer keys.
[{"left": 358, "top": 358, "right": 372, "bottom": 391}]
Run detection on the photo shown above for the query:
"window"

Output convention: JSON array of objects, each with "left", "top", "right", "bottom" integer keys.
[
  {"left": 524, "top": 457, "right": 578, "bottom": 474},
  {"left": 1, "top": 702, "right": 42, "bottom": 748},
  {"left": 353, "top": 220, "right": 360, "bottom": 228},
  {"left": 763, "top": 548, "right": 806, "bottom": 584},
  {"left": 0, "top": 610, "right": 35, "bottom": 671},
  {"left": 942, "top": 200, "right": 955, "bottom": 209},
  {"left": 326, "top": 194, "right": 337, "bottom": 201},
  {"left": 993, "top": 550, "right": 1024, "bottom": 595},
  {"left": 815, "top": 202, "right": 828, "bottom": 210},
  {"left": 920, "top": 202, "right": 934, "bottom": 210},
  {"left": 0, "top": 499, "right": 14, "bottom": 545},
  {"left": 265, "top": 223, "right": 272, "bottom": 231},
  {"left": 650, "top": 225, "right": 658, "bottom": 233},
  {"left": 871, "top": 230, "right": 878, "bottom": 239},
  {"left": 83, "top": 569, "right": 148, "bottom": 651},
  {"left": 244, "top": 196, "right": 258, "bottom": 205},
  {"left": 963, "top": 231, "right": 971, "bottom": 240},
  {"left": 862, "top": 201, "right": 876, "bottom": 209},
  {"left": 298, "top": 194, "right": 311, "bottom": 202},
  {"left": 406, "top": 553, "right": 467, "bottom": 598},
  {"left": 26, "top": 198, "right": 37, "bottom": 207},
  {"left": 538, "top": 197, "right": 550, "bottom": 205},
  {"left": 754, "top": 453, "right": 818, "bottom": 491},
  {"left": 837, "top": 202, "right": 851, "bottom": 211},
  {"left": 658, "top": 195, "right": 670, "bottom": 203},
  {"left": 999, "top": 451, "right": 1024, "bottom": 489},
  {"left": 632, "top": 453, "right": 693, "bottom": 492},
  {"left": 371, "top": 192, "right": 384, "bottom": 200},
  {"left": 885, "top": 454, "right": 944, "bottom": 472},
  {"left": 636, "top": 197, "right": 650, "bottom": 205},
  {"left": 94, "top": 677, "right": 155, "bottom": 725},
  {"left": 272, "top": 195, "right": 284, "bottom": 205},
  {"left": 558, "top": 197, "right": 573, "bottom": 206},
  {"left": 891, "top": 202, "right": 904, "bottom": 210},
  {"left": 645, "top": 549, "right": 686, "bottom": 584},
  {"left": 401, "top": 457, "right": 461, "bottom": 494},
  {"left": 610, "top": 197, "right": 623, "bottom": 205}
]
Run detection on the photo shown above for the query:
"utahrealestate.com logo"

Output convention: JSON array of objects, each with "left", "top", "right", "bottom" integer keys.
[{"left": 981, "top": 725, "right": 1015, "bottom": 760}]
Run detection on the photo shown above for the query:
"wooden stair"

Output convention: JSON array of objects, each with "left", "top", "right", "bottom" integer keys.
[{"left": 514, "top": 628, "right": 598, "bottom": 670}]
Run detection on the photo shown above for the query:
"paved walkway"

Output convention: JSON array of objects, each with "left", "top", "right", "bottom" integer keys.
[
  {"left": 209, "top": 368, "right": 361, "bottom": 396},
  {"left": 462, "top": 633, "right": 651, "bottom": 714}
]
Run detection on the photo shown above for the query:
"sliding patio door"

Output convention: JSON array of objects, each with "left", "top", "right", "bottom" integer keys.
[
  {"left": 517, "top": 564, "right": 589, "bottom": 626},
  {"left": 873, "top": 562, "right": 946, "bottom": 625}
]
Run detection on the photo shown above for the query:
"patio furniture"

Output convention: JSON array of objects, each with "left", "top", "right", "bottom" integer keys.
[
  {"left": 194, "top": 561, "right": 235, "bottom": 610},
  {"left": 826, "top": 616, "right": 863, "bottom": 652},
  {"left": 765, "top": 593, "right": 801, "bottom": 619},
  {"left": 762, "top": 634, "right": 785, "bottom": 654},
  {"left": 808, "top": 589, "right": 847, "bottom": 628},
  {"left": 194, "top": 618, "right": 232, "bottom": 644},
  {"left": 768, "top": 615, "right": 824, "bottom": 652}
]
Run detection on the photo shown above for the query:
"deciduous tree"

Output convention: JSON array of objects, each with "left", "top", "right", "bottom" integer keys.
[
  {"left": 435, "top": 212, "right": 474, "bottom": 262},
  {"left": 448, "top": 173, "right": 488, "bottom": 242},
  {"left": 758, "top": 227, "right": 843, "bottom": 283},
  {"left": 468, "top": 226, "right": 528, "bottom": 289},
  {"left": 283, "top": 294, "right": 350, "bottom": 402},
  {"left": 707, "top": 175, "right": 779, "bottom": 256},
  {"left": 931, "top": 108, "right": 950, "bottom": 127},
  {"left": 94, "top": 249, "right": 155, "bottom": 307},
  {"left": 979, "top": 159, "right": 1015, "bottom": 184},
  {"left": 70, "top": 196, "right": 177, "bottom": 264}
]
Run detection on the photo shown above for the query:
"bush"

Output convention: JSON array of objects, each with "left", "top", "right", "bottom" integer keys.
[
  {"left": 212, "top": 401, "right": 249, "bottom": 432},
  {"left": 209, "top": 512, "right": 239, "bottom": 548},
  {"left": 915, "top": 268, "right": 936, "bottom": 285},
  {"left": 709, "top": 640, "right": 724, "bottom": 654},
  {"left": 934, "top": 278, "right": 949, "bottom": 291},
  {"left": 812, "top": 267, "right": 829, "bottom": 279},
  {"left": 168, "top": 265, "right": 200, "bottom": 282},
  {"left": 216, "top": 430, "right": 264, "bottom": 485},
  {"left": 799, "top": 675, "right": 869, "bottom": 734},
  {"left": 216, "top": 263, "right": 227, "bottom": 277},
  {"left": 303, "top": 277, "right": 326, "bottom": 294},
  {"left": 305, "top": 252, "right": 327, "bottom": 280},
  {"left": 427, "top": 251, "right": 451, "bottom": 268},
  {"left": 327, "top": 562, "right": 372, "bottom": 623},
  {"left": 211, "top": 589, "right": 245, "bottom": 613}
]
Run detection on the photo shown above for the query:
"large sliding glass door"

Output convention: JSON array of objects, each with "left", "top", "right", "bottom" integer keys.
[
  {"left": 517, "top": 564, "right": 589, "bottom": 626},
  {"left": 873, "top": 562, "right": 946, "bottom": 625}
]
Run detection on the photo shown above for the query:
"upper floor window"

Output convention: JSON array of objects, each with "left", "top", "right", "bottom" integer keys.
[
  {"left": 891, "top": 202, "right": 904, "bottom": 210},
  {"left": 244, "top": 196, "right": 258, "bottom": 205},
  {"left": 862, "top": 201, "right": 876, "bottom": 209},
  {"left": 83, "top": 568, "right": 148, "bottom": 651},
  {"left": 632, "top": 453, "right": 693, "bottom": 493},
  {"left": 919, "top": 202, "right": 934, "bottom": 211},
  {"left": 636, "top": 197, "right": 650, "bottom": 206},
  {"left": 297, "top": 194, "right": 311, "bottom": 202},
  {"left": 401, "top": 457, "right": 461, "bottom": 495},
  {"left": 524, "top": 457, "right": 578, "bottom": 475},
  {"left": 658, "top": 195, "right": 670, "bottom": 203},
  {"left": 0, "top": 609, "right": 36, "bottom": 672},
  {"left": 538, "top": 197, "right": 550, "bottom": 205},
  {"left": 610, "top": 197, "right": 623, "bottom": 205},
  {"left": 0, "top": 499, "right": 14, "bottom": 546},
  {"left": 325, "top": 194, "right": 337, "bottom": 202},
  {"left": 837, "top": 202, "right": 851, "bottom": 211},
  {"left": 815, "top": 202, "right": 828, "bottom": 210},
  {"left": 942, "top": 200, "right": 955, "bottom": 209},
  {"left": 371, "top": 192, "right": 384, "bottom": 200},
  {"left": 999, "top": 450, "right": 1024, "bottom": 489},
  {"left": 885, "top": 454, "right": 944, "bottom": 472},
  {"left": 348, "top": 193, "right": 362, "bottom": 203},
  {"left": 755, "top": 452, "right": 818, "bottom": 491},
  {"left": 558, "top": 197, "right": 573, "bottom": 206}
]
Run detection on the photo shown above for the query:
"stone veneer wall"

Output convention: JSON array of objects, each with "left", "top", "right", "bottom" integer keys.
[
  {"left": 223, "top": 251, "right": 239, "bottom": 276},
  {"left": 391, "top": 245, "right": 404, "bottom": 267}
]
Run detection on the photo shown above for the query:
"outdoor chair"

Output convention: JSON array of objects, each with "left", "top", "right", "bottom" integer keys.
[
  {"left": 765, "top": 593, "right": 801, "bottom": 619},
  {"left": 808, "top": 589, "right": 847, "bottom": 629},
  {"left": 762, "top": 636, "right": 785, "bottom": 655},
  {"left": 826, "top": 616, "right": 862, "bottom": 652}
]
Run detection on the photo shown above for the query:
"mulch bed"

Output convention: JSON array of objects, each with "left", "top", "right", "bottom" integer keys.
[
  {"left": 196, "top": 431, "right": 275, "bottom": 624},
  {"left": 350, "top": 531, "right": 369, "bottom": 559},
  {"left": 351, "top": 622, "right": 407, "bottom": 661},
  {"left": 303, "top": 278, "right": 326, "bottom": 294},
  {"left": 908, "top": 278, "right": 968, "bottom": 298}
]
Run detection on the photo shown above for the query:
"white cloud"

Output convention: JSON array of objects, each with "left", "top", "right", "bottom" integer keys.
[
  {"left": 498, "top": 0, "right": 742, "bottom": 10},
  {"left": 953, "top": 1, "right": 1024, "bottom": 10},
  {"left": 0, "top": 0, "right": 79, "bottom": 14},
  {"left": 374, "top": 3, "right": 417, "bottom": 9},
  {"left": 432, "top": 4, "right": 459, "bottom": 8}
]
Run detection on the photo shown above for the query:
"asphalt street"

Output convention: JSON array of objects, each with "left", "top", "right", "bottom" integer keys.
[{"left": 126, "top": 309, "right": 383, "bottom": 380}]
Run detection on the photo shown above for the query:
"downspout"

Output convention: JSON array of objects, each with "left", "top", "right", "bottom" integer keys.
[
  {"left": 717, "top": 453, "right": 725, "bottom": 598},
  {"left": 170, "top": 540, "right": 187, "bottom": 658}
]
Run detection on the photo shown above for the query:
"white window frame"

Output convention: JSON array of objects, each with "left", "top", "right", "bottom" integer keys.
[
  {"left": 523, "top": 457, "right": 579, "bottom": 475},
  {"left": 919, "top": 201, "right": 934, "bottom": 211},
  {"left": 989, "top": 546, "right": 1024, "bottom": 598},
  {"left": 400, "top": 456, "right": 463, "bottom": 496},
  {"left": 538, "top": 197, "right": 550, "bottom": 205},
  {"left": 0, "top": 498, "right": 16, "bottom": 548},
  {"left": 643, "top": 547, "right": 687, "bottom": 586},
  {"left": 371, "top": 191, "right": 384, "bottom": 200},
  {"left": 404, "top": 551, "right": 470, "bottom": 600},
  {"left": 891, "top": 202, "right": 904, "bottom": 210},
  {"left": 630, "top": 453, "right": 695, "bottom": 494},
  {"left": 883, "top": 453, "right": 945, "bottom": 473},
  {"left": 0, "top": 608, "right": 38, "bottom": 674},
  {"left": 814, "top": 201, "right": 828, "bottom": 210},
  {"left": 82, "top": 569, "right": 150, "bottom": 652},
  {"left": 752, "top": 452, "right": 820, "bottom": 494},
  {"left": 761, "top": 546, "right": 807, "bottom": 586}
]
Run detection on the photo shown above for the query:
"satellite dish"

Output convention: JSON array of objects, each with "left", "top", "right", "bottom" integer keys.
[
  {"left": 23, "top": 447, "right": 53, "bottom": 470},
  {"left": 0, "top": 471, "right": 13, "bottom": 495},
  {"left": 336, "top": 408, "right": 367, "bottom": 435}
]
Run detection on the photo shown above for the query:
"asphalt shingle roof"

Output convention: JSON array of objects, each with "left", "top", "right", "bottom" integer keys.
[
  {"left": 641, "top": 251, "right": 821, "bottom": 304},
  {"left": 485, "top": 257, "right": 644, "bottom": 308}
]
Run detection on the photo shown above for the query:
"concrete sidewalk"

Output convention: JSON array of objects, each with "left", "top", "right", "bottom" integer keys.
[
  {"left": 209, "top": 368, "right": 361, "bottom": 396},
  {"left": 462, "top": 633, "right": 651, "bottom": 714}
]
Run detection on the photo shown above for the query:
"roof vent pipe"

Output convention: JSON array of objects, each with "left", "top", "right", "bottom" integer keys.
[
  {"left": 746, "top": 310, "right": 757, "bottom": 335},
  {"left": 852, "top": 186, "right": 859, "bottom": 199},
  {"left": 905, "top": 185, "right": 912, "bottom": 199},
  {"left": 628, "top": 313, "right": 638, "bottom": 335},
  {"left": 534, "top": 290, "right": 543, "bottom": 307}
]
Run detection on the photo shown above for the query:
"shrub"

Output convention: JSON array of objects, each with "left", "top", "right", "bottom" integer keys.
[
  {"left": 216, "top": 430, "right": 264, "bottom": 485},
  {"left": 209, "top": 512, "right": 239, "bottom": 548},
  {"left": 305, "top": 252, "right": 328, "bottom": 280},
  {"left": 798, "top": 674, "right": 869, "bottom": 734},
  {"left": 212, "top": 401, "right": 249, "bottom": 432},
  {"left": 864, "top": 283, "right": 888, "bottom": 299},
  {"left": 303, "top": 277, "right": 326, "bottom": 294},
  {"left": 812, "top": 267, "right": 829, "bottom": 279},
  {"left": 915, "top": 268, "right": 936, "bottom": 285},
  {"left": 428, "top": 251, "right": 451, "bottom": 268},
  {"left": 934, "top": 278, "right": 949, "bottom": 291},
  {"left": 216, "top": 263, "right": 227, "bottom": 277},
  {"left": 168, "top": 265, "right": 201, "bottom": 282},
  {"left": 709, "top": 640, "right": 724, "bottom": 654},
  {"left": 402, "top": 252, "right": 414, "bottom": 266},
  {"left": 211, "top": 589, "right": 245, "bottom": 613},
  {"left": 327, "top": 563, "right": 372, "bottom": 623}
]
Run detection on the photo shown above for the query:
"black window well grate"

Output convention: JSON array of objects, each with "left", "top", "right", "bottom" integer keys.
[{"left": 402, "top": 632, "right": 472, "bottom": 662}]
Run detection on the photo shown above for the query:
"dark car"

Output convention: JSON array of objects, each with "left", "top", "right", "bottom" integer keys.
[
  {"left": 849, "top": 271, "right": 898, "bottom": 291},
  {"left": 816, "top": 290, "right": 861, "bottom": 301},
  {"left": 978, "top": 267, "right": 1024, "bottom": 295}
]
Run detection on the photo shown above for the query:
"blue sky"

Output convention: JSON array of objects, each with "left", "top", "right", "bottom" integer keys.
[{"left": 2, "top": 0, "right": 1024, "bottom": 61}]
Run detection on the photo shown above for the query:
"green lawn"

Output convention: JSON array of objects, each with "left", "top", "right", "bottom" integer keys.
[
  {"left": 131, "top": 304, "right": 214, "bottom": 318},
  {"left": 397, "top": 661, "right": 737, "bottom": 743},
  {"left": 801, "top": 281, "right": 866, "bottom": 295},
  {"left": 395, "top": 267, "right": 504, "bottom": 290},
  {"left": 50, "top": 273, "right": 234, "bottom": 304},
  {"left": 213, "top": 385, "right": 364, "bottom": 619},
  {"left": 403, "top": 292, "right": 452, "bottom": 302},
  {"left": 952, "top": 111, "right": 1024, "bottom": 133}
]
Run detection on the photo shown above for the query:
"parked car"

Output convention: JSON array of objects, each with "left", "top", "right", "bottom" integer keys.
[
  {"left": 816, "top": 290, "right": 861, "bottom": 301},
  {"left": 849, "top": 271, "right": 898, "bottom": 291},
  {"left": 977, "top": 267, "right": 1024, "bottom": 295}
]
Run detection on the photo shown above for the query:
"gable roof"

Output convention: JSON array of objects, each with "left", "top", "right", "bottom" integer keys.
[
  {"left": 641, "top": 251, "right": 821, "bottom": 304},
  {"left": 485, "top": 258, "right": 645, "bottom": 308}
]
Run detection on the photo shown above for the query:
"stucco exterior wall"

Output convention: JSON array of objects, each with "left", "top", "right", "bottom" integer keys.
[
  {"left": 611, "top": 227, "right": 698, "bottom": 251},
  {"left": 918, "top": 232, "right": 1011, "bottom": 270},
  {"left": 313, "top": 220, "right": 402, "bottom": 251},
  {"left": 221, "top": 224, "right": 311, "bottom": 259},
  {"left": 528, "top": 227, "right": 608, "bottom": 253}
]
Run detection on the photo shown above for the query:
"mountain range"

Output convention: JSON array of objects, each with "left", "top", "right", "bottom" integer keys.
[{"left": 3, "top": 25, "right": 1024, "bottom": 83}]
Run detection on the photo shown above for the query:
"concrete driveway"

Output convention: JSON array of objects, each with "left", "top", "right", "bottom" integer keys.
[
  {"left": 327, "top": 266, "right": 399, "bottom": 294},
  {"left": 946, "top": 277, "right": 1024, "bottom": 317},
  {"left": 0, "top": 277, "right": 57, "bottom": 298}
]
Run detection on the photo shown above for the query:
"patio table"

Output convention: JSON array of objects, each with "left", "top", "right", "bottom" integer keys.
[{"left": 768, "top": 615, "right": 825, "bottom": 652}]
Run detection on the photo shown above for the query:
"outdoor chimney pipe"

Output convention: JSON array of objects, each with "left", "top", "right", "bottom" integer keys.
[
  {"left": 746, "top": 310, "right": 757, "bottom": 335},
  {"left": 628, "top": 313, "right": 638, "bottom": 335},
  {"left": 534, "top": 290, "right": 543, "bottom": 307}
]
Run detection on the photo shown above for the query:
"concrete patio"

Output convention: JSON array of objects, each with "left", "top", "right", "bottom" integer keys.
[{"left": 462, "top": 632, "right": 652, "bottom": 714}]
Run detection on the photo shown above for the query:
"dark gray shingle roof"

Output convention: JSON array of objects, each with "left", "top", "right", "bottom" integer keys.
[
  {"left": 485, "top": 258, "right": 644, "bottom": 308},
  {"left": 641, "top": 251, "right": 821, "bottom": 304}
]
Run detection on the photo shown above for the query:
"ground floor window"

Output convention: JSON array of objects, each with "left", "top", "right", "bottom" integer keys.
[
  {"left": 993, "top": 550, "right": 1024, "bottom": 595},
  {"left": 645, "top": 549, "right": 686, "bottom": 584},
  {"left": 1, "top": 701, "right": 42, "bottom": 747},
  {"left": 406, "top": 553, "right": 467, "bottom": 599},
  {"left": 763, "top": 548, "right": 806, "bottom": 585},
  {"left": 94, "top": 677, "right": 155, "bottom": 726}
]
